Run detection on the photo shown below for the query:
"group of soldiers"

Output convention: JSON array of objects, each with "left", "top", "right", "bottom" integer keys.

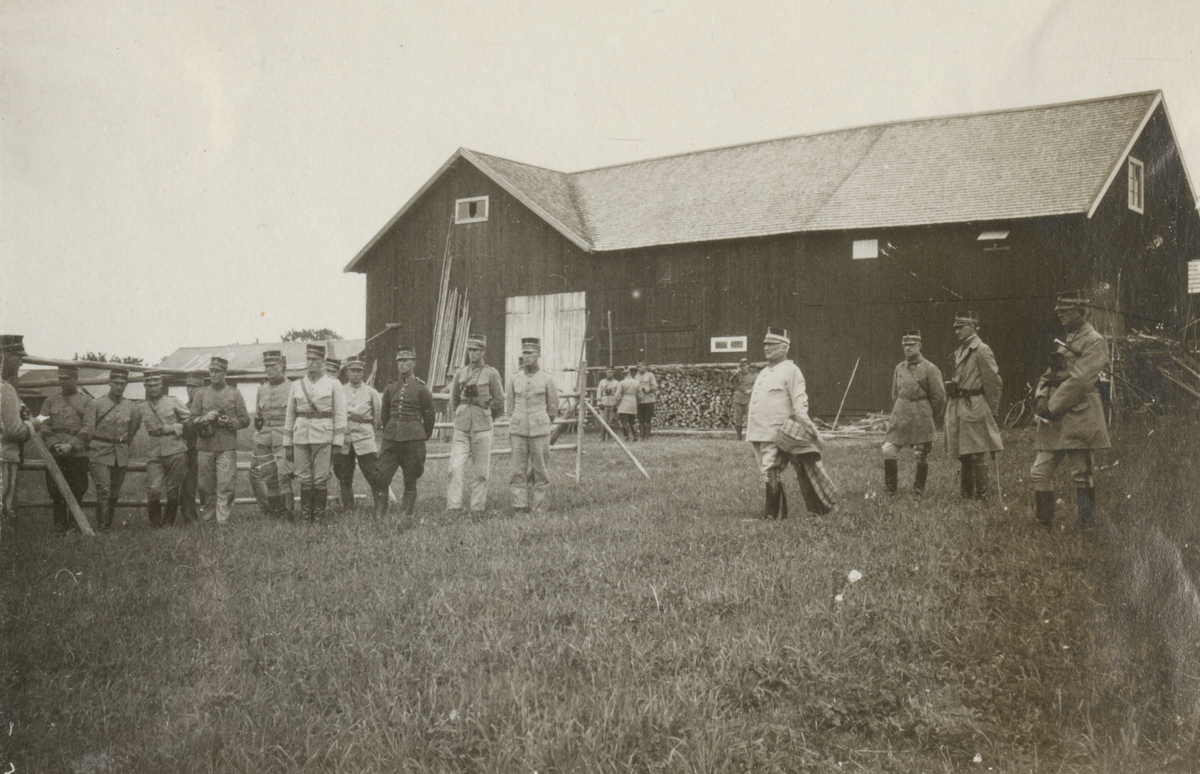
[
  {"left": 594, "top": 362, "right": 658, "bottom": 443},
  {"left": 0, "top": 333, "right": 568, "bottom": 534}
]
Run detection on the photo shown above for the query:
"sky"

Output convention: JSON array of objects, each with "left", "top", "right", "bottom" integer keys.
[{"left": 3, "top": 0, "right": 1199, "bottom": 364}]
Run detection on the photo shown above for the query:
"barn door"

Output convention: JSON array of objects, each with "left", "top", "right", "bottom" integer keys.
[{"left": 506, "top": 292, "right": 587, "bottom": 392}]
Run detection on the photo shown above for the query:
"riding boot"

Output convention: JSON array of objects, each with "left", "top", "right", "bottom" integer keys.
[
  {"left": 53, "top": 502, "right": 69, "bottom": 534},
  {"left": 883, "top": 459, "right": 898, "bottom": 494},
  {"left": 1035, "top": 491, "right": 1055, "bottom": 528},
  {"left": 100, "top": 499, "right": 115, "bottom": 531},
  {"left": 164, "top": 499, "right": 178, "bottom": 526},
  {"left": 94, "top": 501, "right": 107, "bottom": 532},
  {"left": 914, "top": 462, "right": 929, "bottom": 496},
  {"left": 1076, "top": 487, "right": 1096, "bottom": 530},
  {"left": 298, "top": 485, "right": 312, "bottom": 522},
  {"left": 777, "top": 485, "right": 789, "bottom": 520},
  {"left": 401, "top": 490, "right": 417, "bottom": 516},
  {"left": 147, "top": 499, "right": 163, "bottom": 528},
  {"left": 340, "top": 483, "right": 356, "bottom": 515},
  {"left": 959, "top": 458, "right": 975, "bottom": 499},
  {"left": 764, "top": 483, "right": 779, "bottom": 519},
  {"left": 373, "top": 490, "right": 390, "bottom": 519},
  {"left": 314, "top": 487, "right": 329, "bottom": 521},
  {"left": 973, "top": 457, "right": 990, "bottom": 501}
]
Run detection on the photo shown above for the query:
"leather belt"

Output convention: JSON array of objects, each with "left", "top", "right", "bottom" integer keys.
[{"left": 295, "top": 410, "right": 332, "bottom": 419}]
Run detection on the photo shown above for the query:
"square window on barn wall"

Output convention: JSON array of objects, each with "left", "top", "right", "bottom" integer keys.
[
  {"left": 1128, "top": 157, "right": 1144, "bottom": 214},
  {"left": 852, "top": 239, "right": 879, "bottom": 259},
  {"left": 710, "top": 336, "right": 747, "bottom": 353},
  {"left": 455, "top": 196, "right": 489, "bottom": 224}
]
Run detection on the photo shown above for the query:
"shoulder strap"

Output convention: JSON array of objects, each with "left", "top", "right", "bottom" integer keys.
[
  {"left": 298, "top": 377, "right": 319, "bottom": 412},
  {"left": 94, "top": 398, "right": 121, "bottom": 428}
]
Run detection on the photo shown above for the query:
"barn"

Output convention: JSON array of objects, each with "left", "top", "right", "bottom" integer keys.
[{"left": 345, "top": 91, "right": 1200, "bottom": 418}]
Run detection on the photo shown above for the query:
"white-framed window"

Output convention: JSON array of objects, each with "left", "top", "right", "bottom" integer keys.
[
  {"left": 1189, "top": 259, "right": 1200, "bottom": 295},
  {"left": 1128, "top": 157, "right": 1144, "bottom": 214},
  {"left": 852, "top": 239, "right": 879, "bottom": 260},
  {"left": 710, "top": 336, "right": 748, "bottom": 353},
  {"left": 455, "top": 196, "right": 489, "bottom": 224}
]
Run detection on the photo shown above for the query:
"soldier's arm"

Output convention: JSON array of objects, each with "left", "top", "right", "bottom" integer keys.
[
  {"left": 927, "top": 363, "right": 947, "bottom": 421},
  {"left": 379, "top": 384, "right": 393, "bottom": 432},
  {"left": 371, "top": 388, "right": 383, "bottom": 430},
  {"left": 419, "top": 386, "right": 437, "bottom": 439},
  {"left": 545, "top": 374, "right": 559, "bottom": 419},
  {"left": 331, "top": 382, "right": 347, "bottom": 448},
  {"left": 283, "top": 387, "right": 297, "bottom": 446},
  {"left": 1048, "top": 334, "right": 1109, "bottom": 415},
  {"left": 505, "top": 374, "right": 516, "bottom": 417},
  {"left": 232, "top": 391, "right": 250, "bottom": 429},
  {"left": 0, "top": 386, "right": 31, "bottom": 442},
  {"left": 789, "top": 366, "right": 809, "bottom": 419},
  {"left": 977, "top": 345, "right": 1003, "bottom": 415},
  {"left": 489, "top": 369, "right": 504, "bottom": 418},
  {"left": 81, "top": 400, "right": 98, "bottom": 445},
  {"left": 171, "top": 397, "right": 190, "bottom": 435},
  {"left": 447, "top": 370, "right": 461, "bottom": 413},
  {"left": 127, "top": 403, "right": 142, "bottom": 441}
]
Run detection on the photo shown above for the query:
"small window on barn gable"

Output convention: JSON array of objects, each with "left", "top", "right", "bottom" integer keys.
[
  {"left": 710, "top": 336, "right": 748, "bottom": 353},
  {"left": 455, "top": 196, "right": 489, "bottom": 224},
  {"left": 1128, "top": 157, "right": 1144, "bottom": 214},
  {"left": 852, "top": 239, "right": 879, "bottom": 260}
]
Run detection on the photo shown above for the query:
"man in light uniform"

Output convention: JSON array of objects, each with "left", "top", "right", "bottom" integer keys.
[
  {"left": 446, "top": 333, "right": 504, "bottom": 514},
  {"left": 882, "top": 330, "right": 946, "bottom": 495},
  {"left": 507, "top": 337, "right": 559, "bottom": 513},
  {"left": 596, "top": 366, "right": 621, "bottom": 442},
  {"left": 1, "top": 335, "right": 35, "bottom": 534},
  {"left": 945, "top": 312, "right": 1003, "bottom": 499},
  {"left": 284, "top": 343, "right": 347, "bottom": 522},
  {"left": 746, "top": 327, "right": 835, "bottom": 518},
  {"left": 334, "top": 354, "right": 381, "bottom": 514},
  {"left": 138, "top": 369, "right": 190, "bottom": 527},
  {"left": 39, "top": 365, "right": 93, "bottom": 534},
  {"left": 192, "top": 356, "right": 251, "bottom": 525},
  {"left": 616, "top": 366, "right": 640, "bottom": 442},
  {"left": 251, "top": 350, "right": 293, "bottom": 518},
  {"left": 83, "top": 369, "right": 141, "bottom": 531},
  {"left": 180, "top": 372, "right": 205, "bottom": 524},
  {"left": 374, "top": 345, "right": 437, "bottom": 518},
  {"left": 1031, "top": 292, "right": 1111, "bottom": 530},
  {"left": 729, "top": 358, "right": 756, "bottom": 441},
  {"left": 635, "top": 362, "right": 658, "bottom": 440}
]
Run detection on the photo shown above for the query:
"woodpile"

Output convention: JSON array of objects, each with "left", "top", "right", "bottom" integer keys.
[
  {"left": 1110, "top": 332, "right": 1200, "bottom": 416},
  {"left": 651, "top": 364, "right": 740, "bottom": 430}
]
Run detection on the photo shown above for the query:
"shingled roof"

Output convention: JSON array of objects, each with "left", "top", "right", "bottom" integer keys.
[{"left": 348, "top": 90, "right": 1180, "bottom": 267}]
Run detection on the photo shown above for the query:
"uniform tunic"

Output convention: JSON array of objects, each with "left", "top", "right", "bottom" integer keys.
[
  {"left": 617, "top": 376, "right": 640, "bottom": 415},
  {"left": 39, "top": 389, "right": 93, "bottom": 528},
  {"left": 253, "top": 380, "right": 292, "bottom": 448},
  {"left": 448, "top": 364, "right": 504, "bottom": 431},
  {"left": 884, "top": 357, "right": 946, "bottom": 446},
  {"left": 192, "top": 385, "right": 251, "bottom": 452},
  {"left": 376, "top": 375, "right": 437, "bottom": 493},
  {"left": 84, "top": 394, "right": 142, "bottom": 467},
  {"left": 507, "top": 367, "right": 559, "bottom": 510},
  {"left": 746, "top": 359, "right": 808, "bottom": 443},
  {"left": 251, "top": 378, "right": 293, "bottom": 507},
  {"left": 446, "top": 362, "right": 504, "bottom": 511},
  {"left": 139, "top": 394, "right": 190, "bottom": 501},
  {"left": 284, "top": 374, "right": 348, "bottom": 448},
  {"left": 596, "top": 378, "right": 621, "bottom": 408},
  {"left": 343, "top": 382, "right": 382, "bottom": 455},
  {"left": 1034, "top": 323, "right": 1111, "bottom": 451},
  {"left": 945, "top": 335, "right": 1004, "bottom": 456},
  {"left": 1, "top": 381, "right": 32, "bottom": 518}
]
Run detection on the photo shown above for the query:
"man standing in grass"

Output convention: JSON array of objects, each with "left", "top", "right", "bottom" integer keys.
[
  {"left": 284, "top": 343, "right": 347, "bottom": 522},
  {"left": 596, "top": 366, "right": 621, "bottom": 441},
  {"left": 508, "top": 337, "right": 559, "bottom": 513},
  {"left": 729, "top": 357, "right": 755, "bottom": 442},
  {"left": 945, "top": 312, "right": 1003, "bottom": 500},
  {"left": 882, "top": 330, "right": 946, "bottom": 496},
  {"left": 747, "top": 327, "right": 836, "bottom": 518},
  {"left": 39, "top": 365, "right": 93, "bottom": 534},
  {"left": 374, "top": 345, "right": 436, "bottom": 518},
  {"left": 617, "top": 366, "right": 640, "bottom": 442},
  {"left": 192, "top": 356, "right": 251, "bottom": 525},
  {"left": 1031, "top": 292, "right": 1111, "bottom": 530},
  {"left": 1, "top": 335, "right": 34, "bottom": 534},
  {"left": 335, "top": 354, "right": 382, "bottom": 514},
  {"left": 138, "top": 369, "right": 190, "bottom": 527},
  {"left": 84, "top": 369, "right": 141, "bottom": 531},
  {"left": 180, "top": 371, "right": 206, "bottom": 524},
  {"left": 635, "top": 361, "right": 657, "bottom": 440},
  {"left": 447, "top": 333, "right": 504, "bottom": 515},
  {"left": 251, "top": 350, "right": 293, "bottom": 519}
]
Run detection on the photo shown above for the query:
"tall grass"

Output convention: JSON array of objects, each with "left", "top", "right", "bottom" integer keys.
[{"left": 2, "top": 419, "right": 1197, "bottom": 772}]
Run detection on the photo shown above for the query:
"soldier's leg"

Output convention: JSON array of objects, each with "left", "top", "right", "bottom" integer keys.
[
  {"left": 1030, "top": 450, "right": 1063, "bottom": 528},
  {"left": 881, "top": 441, "right": 900, "bottom": 494},
  {"left": 145, "top": 456, "right": 165, "bottom": 527},
  {"left": 528, "top": 435, "right": 551, "bottom": 511},
  {"left": 373, "top": 439, "right": 401, "bottom": 517},
  {"left": 732, "top": 402, "right": 746, "bottom": 441},
  {"left": 214, "top": 450, "right": 238, "bottom": 524},
  {"left": 45, "top": 464, "right": 69, "bottom": 533},
  {"left": 399, "top": 440, "right": 426, "bottom": 516},
  {"left": 913, "top": 443, "right": 932, "bottom": 495},
  {"left": 754, "top": 442, "right": 781, "bottom": 519},
  {"left": 1066, "top": 450, "right": 1096, "bottom": 528},
  {"left": 161, "top": 452, "right": 186, "bottom": 526},
  {"left": 108, "top": 466, "right": 128, "bottom": 527},
  {"left": 971, "top": 453, "right": 991, "bottom": 500},
  {"left": 250, "top": 444, "right": 279, "bottom": 516},
  {"left": 0, "top": 462, "right": 19, "bottom": 528},
  {"left": 311, "top": 444, "right": 333, "bottom": 520},
  {"left": 196, "top": 451, "right": 218, "bottom": 522},
  {"left": 468, "top": 430, "right": 493, "bottom": 513},
  {"left": 510, "top": 435, "right": 531, "bottom": 511},
  {"left": 333, "top": 446, "right": 356, "bottom": 513},
  {"left": 958, "top": 455, "right": 975, "bottom": 499},
  {"left": 272, "top": 437, "right": 293, "bottom": 517},
  {"left": 293, "top": 444, "right": 315, "bottom": 521},
  {"left": 446, "top": 429, "right": 471, "bottom": 510},
  {"left": 89, "top": 461, "right": 113, "bottom": 530}
]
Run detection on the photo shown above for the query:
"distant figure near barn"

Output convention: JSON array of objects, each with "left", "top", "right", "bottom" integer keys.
[
  {"left": 507, "top": 337, "right": 559, "bottom": 513},
  {"left": 635, "top": 362, "right": 658, "bottom": 440},
  {"left": 180, "top": 371, "right": 206, "bottom": 524},
  {"left": 1031, "top": 292, "right": 1112, "bottom": 530},
  {"left": 596, "top": 367, "right": 621, "bottom": 442},
  {"left": 746, "top": 327, "right": 837, "bottom": 519},
  {"left": 945, "top": 312, "right": 1003, "bottom": 500},
  {"left": 729, "top": 358, "right": 755, "bottom": 442},
  {"left": 882, "top": 331, "right": 946, "bottom": 496},
  {"left": 616, "top": 367, "right": 640, "bottom": 442}
]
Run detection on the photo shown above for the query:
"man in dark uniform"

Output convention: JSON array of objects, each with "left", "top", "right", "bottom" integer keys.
[
  {"left": 251, "top": 350, "right": 292, "bottom": 518},
  {"left": 945, "top": 312, "right": 1003, "bottom": 500},
  {"left": 39, "top": 365, "right": 94, "bottom": 533},
  {"left": 83, "top": 369, "right": 141, "bottom": 531},
  {"left": 180, "top": 371, "right": 205, "bottom": 524},
  {"left": 729, "top": 358, "right": 756, "bottom": 441},
  {"left": 1031, "top": 292, "right": 1112, "bottom": 530},
  {"left": 882, "top": 330, "right": 946, "bottom": 495},
  {"left": 374, "top": 345, "right": 436, "bottom": 518}
]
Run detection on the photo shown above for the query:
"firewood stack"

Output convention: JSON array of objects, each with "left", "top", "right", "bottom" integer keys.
[{"left": 652, "top": 364, "right": 741, "bottom": 430}]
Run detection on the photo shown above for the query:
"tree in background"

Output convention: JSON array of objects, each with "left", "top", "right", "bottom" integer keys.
[
  {"left": 75, "top": 352, "right": 145, "bottom": 366},
  {"left": 281, "top": 329, "right": 342, "bottom": 342}
]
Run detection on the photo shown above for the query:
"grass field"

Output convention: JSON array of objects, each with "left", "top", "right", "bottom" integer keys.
[{"left": 2, "top": 418, "right": 1199, "bottom": 773}]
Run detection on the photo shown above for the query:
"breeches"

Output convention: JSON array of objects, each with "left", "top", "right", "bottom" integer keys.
[
  {"left": 1, "top": 462, "right": 18, "bottom": 515},
  {"left": 732, "top": 402, "right": 748, "bottom": 429},
  {"left": 46, "top": 455, "right": 89, "bottom": 504},
  {"left": 250, "top": 440, "right": 292, "bottom": 497},
  {"left": 1030, "top": 449, "right": 1094, "bottom": 491},
  {"left": 146, "top": 453, "right": 187, "bottom": 500},
  {"left": 752, "top": 442, "right": 788, "bottom": 483},
  {"left": 510, "top": 434, "right": 550, "bottom": 509},
  {"left": 637, "top": 403, "right": 655, "bottom": 424},
  {"left": 334, "top": 447, "right": 377, "bottom": 489},
  {"left": 198, "top": 450, "right": 238, "bottom": 522},
  {"left": 376, "top": 438, "right": 426, "bottom": 493},
  {"left": 881, "top": 441, "right": 932, "bottom": 461},
  {"left": 89, "top": 462, "right": 128, "bottom": 501},
  {"left": 447, "top": 429, "right": 492, "bottom": 510},
  {"left": 293, "top": 444, "right": 333, "bottom": 487}
]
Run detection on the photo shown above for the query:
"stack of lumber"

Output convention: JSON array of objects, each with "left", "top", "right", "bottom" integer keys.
[
  {"left": 815, "top": 413, "right": 890, "bottom": 438},
  {"left": 653, "top": 364, "right": 740, "bottom": 430},
  {"left": 1110, "top": 331, "right": 1200, "bottom": 416}
]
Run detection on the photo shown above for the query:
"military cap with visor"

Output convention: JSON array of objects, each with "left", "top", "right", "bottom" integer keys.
[
  {"left": 763, "top": 327, "right": 790, "bottom": 345},
  {"left": 395, "top": 345, "right": 417, "bottom": 361},
  {"left": 520, "top": 337, "right": 541, "bottom": 352}
]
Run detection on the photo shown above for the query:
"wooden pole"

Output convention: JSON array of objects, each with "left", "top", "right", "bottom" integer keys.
[
  {"left": 607, "top": 310, "right": 613, "bottom": 368},
  {"left": 24, "top": 417, "right": 95, "bottom": 535},
  {"left": 575, "top": 354, "right": 586, "bottom": 482},
  {"left": 832, "top": 357, "right": 861, "bottom": 430},
  {"left": 583, "top": 400, "right": 650, "bottom": 479}
]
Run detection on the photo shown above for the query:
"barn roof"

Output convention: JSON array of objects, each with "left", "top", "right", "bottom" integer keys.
[
  {"left": 347, "top": 90, "right": 1183, "bottom": 267},
  {"left": 157, "top": 339, "right": 366, "bottom": 377}
]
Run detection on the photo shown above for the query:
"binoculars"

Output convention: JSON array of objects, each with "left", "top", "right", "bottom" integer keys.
[{"left": 460, "top": 384, "right": 479, "bottom": 400}]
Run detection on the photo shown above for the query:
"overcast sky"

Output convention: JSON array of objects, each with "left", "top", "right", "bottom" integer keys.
[{"left": 3, "top": 0, "right": 1199, "bottom": 364}]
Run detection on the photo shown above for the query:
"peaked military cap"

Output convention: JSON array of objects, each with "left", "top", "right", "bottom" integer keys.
[
  {"left": 209, "top": 355, "right": 229, "bottom": 371},
  {"left": 1054, "top": 291, "right": 1090, "bottom": 311},
  {"left": 467, "top": 333, "right": 487, "bottom": 348},
  {"left": 262, "top": 349, "right": 283, "bottom": 365},
  {"left": 520, "top": 337, "right": 541, "bottom": 352},
  {"left": 58, "top": 365, "right": 80, "bottom": 379},
  {"left": 186, "top": 371, "right": 206, "bottom": 388},
  {"left": 952, "top": 312, "right": 981, "bottom": 327},
  {"left": 143, "top": 369, "right": 163, "bottom": 385},
  {"left": 325, "top": 358, "right": 342, "bottom": 372},
  {"left": 306, "top": 343, "right": 326, "bottom": 359},
  {"left": 901, "top": 329, "right": 922, "bottom": 343},
  {"left": 109, "top": 369, "right": 129, "bottom": 384},
  {"left": 395, "top": 345, "right": 417, "bottom": 361},
  {"left": 346, "top": 354, "right": 365, "bottom": 370},
  {"left": 764, "top": 327, "right": 790, "bottom": 345},
  {"left": 0, "top": 334, "right": 25, "bottom": 354}
]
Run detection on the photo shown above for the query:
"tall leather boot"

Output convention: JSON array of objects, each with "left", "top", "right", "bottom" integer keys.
[
  {"left": 1076, "top": 487, "right": 1096, "bottom": 530},
  {"left": 973, "top": 457, "right": 990, "bottom": 501},
  {"left": 298, "top": 485, "right": 312, "bottom": 523},
  {"left": 95, "top": 501, "right": 108, "bottom": 532},
  {"left": 763, "top": 483, "right": 779, "bottom": 519},
  {"left": 101, "top": 499, "right": 115, "bottom": 531},
  {"left": 401, "top": 490, "right": 417, "bottom": 516},
  {"left": 777, "top": 485, "right": 789, "bottom": 519},
  {"left": 373, "top": 490, "right": 389, "bottom": 519},
  {"left": 883, "top": 459, "right": 898, "bottom": 494},
  {"left": 959, "top": 458, "right": 975, "bottom": 499},
  {"left": 340, "top": 483, "right": 356, "bottom": 515},
  {"left": 314, "top": 488, "right": 329, "bottom": 521},
  {"left": 148, "top": 499, "right": 163, "bottom": 528},
  {"left": 914, "top": 462, "right": 929, "bottom": 496},
  {"left": 53, "top": 502, "right": 69, "bottom": 534},
  {"left": 164, "top": 499, "right": 178, "bottom": 526},
  {"left": 1035, "top": 491, "right": 1055, "bottom": 528}
]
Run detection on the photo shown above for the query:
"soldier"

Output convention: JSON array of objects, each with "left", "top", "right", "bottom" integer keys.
[
  {"left": 1, "top": 335, "right": 35, "bottom": 533},
  {"left": 325, "top": 357, "right": 342, "bottom": 381},
  {"left": 251, "top": 350, "right": 292, "bottom": 518},
  {"left": 1031, "top": 292, "right": 1112, "bottom": 530},
  {"left": 374, "top": 346, "right": 436, "bottom": 518},
  {"left": 38, "top": 365, "right": 93, "bottom": 534},
  {"left": 138, "top": 369, "right": 190, "bottom": 527},
  {"left": 507, "top": 337, "right": 559, "bottom": 513},
  {"left": 179, "top": 371, "right": 205, "bottom": 524},
  {"left": 746, "top": 327, "right": 836, "bottom": 518},
  {"left": 192, "top": 356, "right": 251, "bottom": 525},
  {"left": 729, "top": 358, "right": 756, "bottom": 441},
  {"left": 882, "top": 330, "right": 947, "bottom": 495},
  {"left": 83, "top": 369, "right": 141, "bottom": 531},
  {"left": 616, "top": 366, "right": 640, "bottom": 442},
  {"left": 446, "top": 333, "right": 504, "bottom": 514},
  {"left": 334, "top": 354, "right": 381, "bottom": 513},
  {"left": 595, "top": 366, "right": 621, "bottom": 441},
  {"left": 945, "top": 312, "right": 1004, "bottom": 499},
  {"left": 284, "top": 343, "right": 347, "bottom": 522},
  {"left": 635, "top": 361, "right": 658, "bottom": 440}
]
